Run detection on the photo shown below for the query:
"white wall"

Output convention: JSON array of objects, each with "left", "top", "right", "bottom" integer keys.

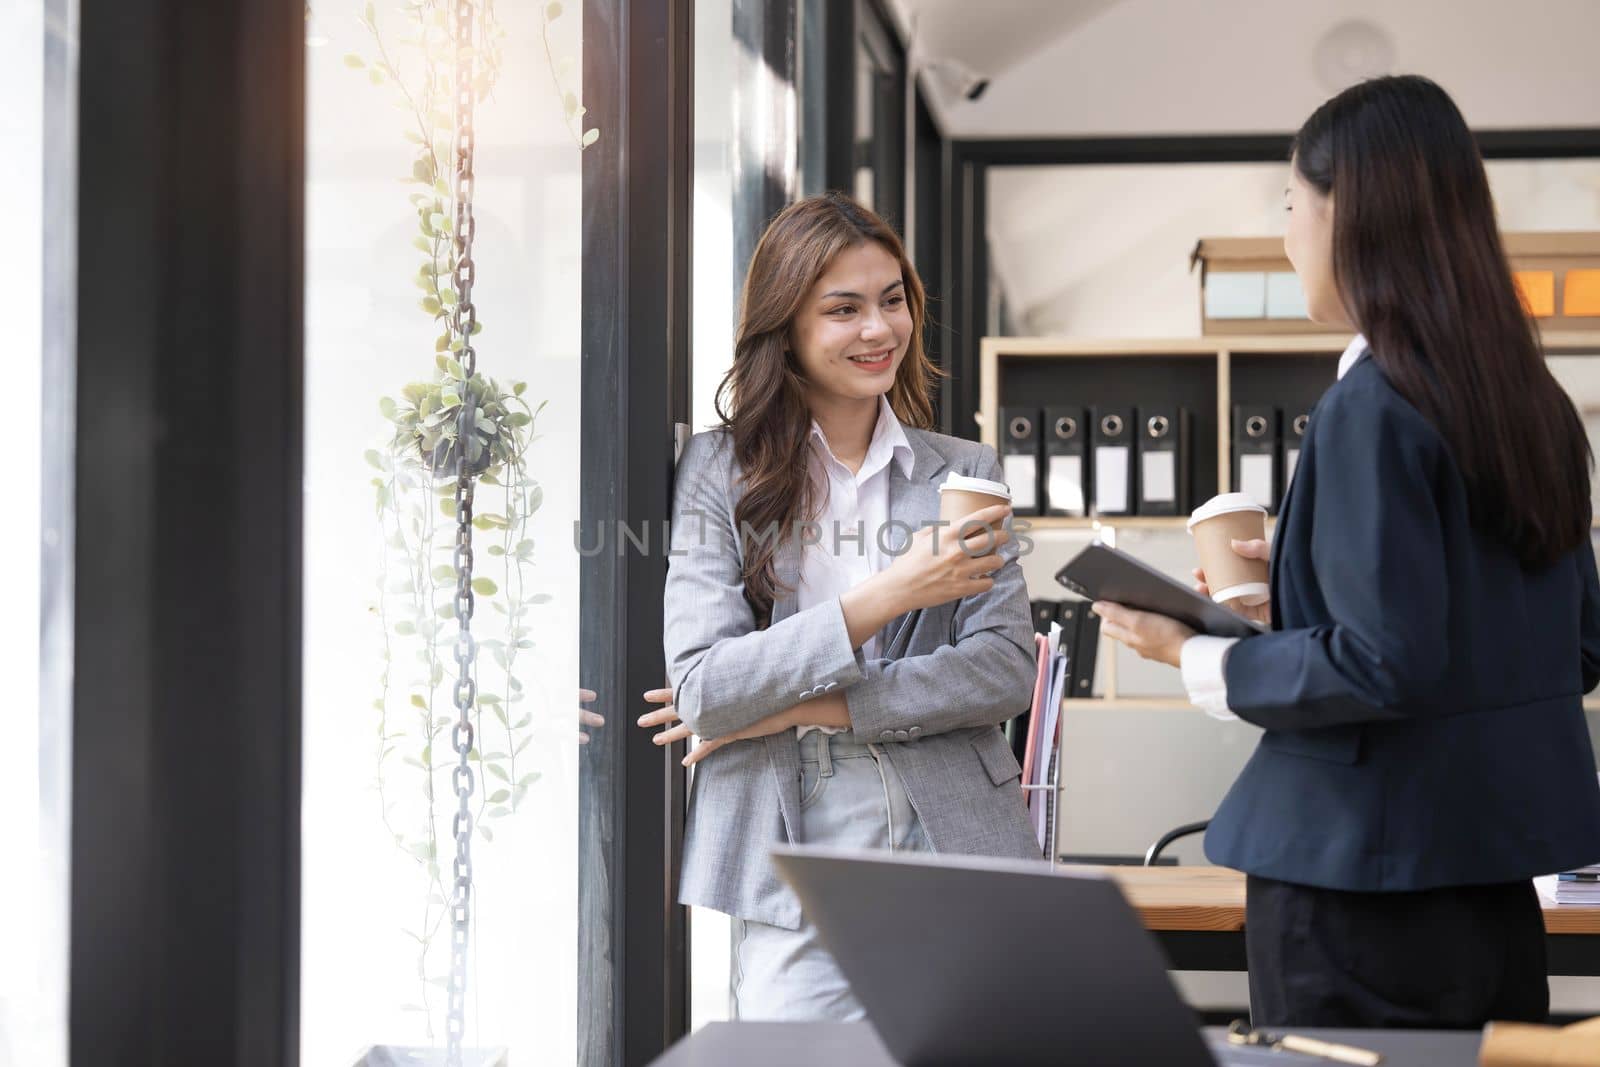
[{"left": 988, "top": 158, "right": 1600, "bottom": 339}]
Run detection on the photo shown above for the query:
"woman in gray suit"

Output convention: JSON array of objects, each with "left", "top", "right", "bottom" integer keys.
[{"left": 636, "top": 192, "right": 1041, "bottom": 1021}]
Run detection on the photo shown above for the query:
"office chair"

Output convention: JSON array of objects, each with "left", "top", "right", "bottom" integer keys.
[{"left": 1143, "top": 820, "right": 1210, "bottom": 866}]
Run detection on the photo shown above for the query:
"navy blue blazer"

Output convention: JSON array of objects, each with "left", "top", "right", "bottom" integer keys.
[{"left": 1204, "top": 350, "right": 1600, "bottom": 891}]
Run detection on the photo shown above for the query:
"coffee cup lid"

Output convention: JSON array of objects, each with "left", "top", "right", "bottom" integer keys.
[
  {"left": 1187, "top": 492, "right": 1267, "bottom": 532},
  {"left": 939, "top": 473, "right": 1011, "bottom": 501}
]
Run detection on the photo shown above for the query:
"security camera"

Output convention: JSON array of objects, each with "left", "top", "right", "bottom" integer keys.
[{"left": 923, "top": 58, "right": 990, "bottom": 102}]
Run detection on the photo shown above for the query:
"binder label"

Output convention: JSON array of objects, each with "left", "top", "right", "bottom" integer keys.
[{"left": 1003, "top": 454, "right": 1038, "bottom": 511}]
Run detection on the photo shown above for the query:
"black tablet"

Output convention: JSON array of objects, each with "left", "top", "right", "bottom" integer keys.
[{"left": 1054, "top": 542, "right": 1266, "bottom": 640}]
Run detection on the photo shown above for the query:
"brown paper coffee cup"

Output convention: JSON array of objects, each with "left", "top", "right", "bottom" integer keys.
[
  {"left": 1187, "top": 493, "right": 1269, "bottom": 607},
  {"left": 938, "top": 473, "right": 1011, "bottom": 555}
]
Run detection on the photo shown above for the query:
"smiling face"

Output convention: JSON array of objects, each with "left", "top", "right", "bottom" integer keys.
[
  {"left": 1284, "top": 161, "right": 1352, "bottom": 329},
  {"left": 788, "top": 240, "right": 912, "bottom": 417}
]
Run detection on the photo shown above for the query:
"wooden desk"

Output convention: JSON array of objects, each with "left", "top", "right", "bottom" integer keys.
[{"left": 1085, "top": 865, "right": 1600, "bottom": 975}]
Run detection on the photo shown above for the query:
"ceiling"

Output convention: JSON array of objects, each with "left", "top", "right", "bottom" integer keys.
[{"left": 885, "top": 0, "right": 1600, "bottom": 139}]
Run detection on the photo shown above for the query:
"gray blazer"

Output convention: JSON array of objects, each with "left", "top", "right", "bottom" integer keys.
[{"left": 664, "top": 425, "right": 1043, "bottom": 929}]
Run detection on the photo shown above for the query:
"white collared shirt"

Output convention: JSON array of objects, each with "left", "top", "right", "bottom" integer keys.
[
  {"left": 1181, "top": 334, "right": 1368, "bottom": 720},
  {"left": 796, "top": 396, "right": 914, "bottom": 736}
]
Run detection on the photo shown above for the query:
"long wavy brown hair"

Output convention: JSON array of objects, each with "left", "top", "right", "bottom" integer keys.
[{"left": 714, "top": 192, "right": 943, "bottom": 626}]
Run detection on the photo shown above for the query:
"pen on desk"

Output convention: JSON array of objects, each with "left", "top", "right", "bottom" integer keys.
[{"left": 1227, "top": 1020, "right": 1384, "bottom": 1066}]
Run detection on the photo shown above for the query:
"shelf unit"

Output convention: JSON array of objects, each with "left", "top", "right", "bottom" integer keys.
[
  {"left": 979, "top": 331, "right": 1600, "bottom": 489},
  {"left": 987, "top": 331, "right": 1600, "bottom": 710}
]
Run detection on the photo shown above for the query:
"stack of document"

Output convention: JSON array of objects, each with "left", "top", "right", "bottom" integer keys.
[
  {"left": 1554, "top": 864, "right": 1600, "bottom": 905},
  {"left": 1020, "top": 622, "right": 1071, "bottom": 853}
]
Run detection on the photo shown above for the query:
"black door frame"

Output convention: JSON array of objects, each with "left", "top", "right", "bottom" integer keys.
[
  {"left": 580, "top": 0, "right": 696, "bottom": 1065},
  {"left": 934, "top": 128, "right": 1600, "bottom": 439}
]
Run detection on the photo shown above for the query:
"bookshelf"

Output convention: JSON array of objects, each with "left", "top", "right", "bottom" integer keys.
[{"left": 987, "top": 331, "right": 1600, "bottom": 712}]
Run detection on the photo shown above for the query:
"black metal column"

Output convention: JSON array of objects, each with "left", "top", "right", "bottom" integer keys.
[{"left": 69, "top": 0, "right": 304, "bottom": 1063}]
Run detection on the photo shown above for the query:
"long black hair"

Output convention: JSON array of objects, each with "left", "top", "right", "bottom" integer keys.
[{"left": 1293, "top": 74, "right": 1591, "bottom": 567}]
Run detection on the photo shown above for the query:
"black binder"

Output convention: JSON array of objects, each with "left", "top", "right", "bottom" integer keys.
[
  {"left": 1090, "top": 407, "right": 1136, "bottom": 517},
  {"left": 999, "top": 407, "right": 1042, "bottom": 517},
  {"left": 1030, "top": 599, "right": 1057, "bottom": 635},
  {"left": 1068, "top": 603, "right": 1101, "bottom": 699},
  {"left": 1281, "top": 409, "right": 1310, "bottom": 506},
  {"left": 1232, "top": 405, "right": 1280, "bottom": 514},
  {"left": 1042, "top": 406, "right": 1089, "bottom": 517},
  {"left": 1136, "top": 406, "right": 1190, "bottom": 516}
]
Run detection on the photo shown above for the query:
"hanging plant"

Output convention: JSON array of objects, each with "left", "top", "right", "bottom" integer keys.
[{"left": 341, "top": 0, "right": 578, "bottom": 1052}]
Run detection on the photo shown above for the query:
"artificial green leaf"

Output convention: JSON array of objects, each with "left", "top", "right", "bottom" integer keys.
[
  {"left": 546, "top": 1, "right": 563, "bottom": 19},
  {"left": 477, "top": 693, "right": 501, "bottom": 704},
  {"left": 410, "top": 693, "right": 426, "bottom": 708},
  {"left": 378, "top": 396, "right": 397, "bottom": 419},
  {"left": 487, "top": 806, "right": 511, "bottom": 819},
  {"left": 420, "top": 296, "right": 442, "bottom": 314},
  {"left": 365, "top": 449, "right": 384, "bottom": 470},
  {"left": 343, "top": 53, "right": 366, "bottom": 68},
  {"left": 488, "top": 789, "right": 510, "bottom": 804},
  {"left": 581, "top": 128, "right": 600, "bottom": 148},
  {"left": 431, "top": 564, "right": 455, "bottom": 582},
  {"left": 478, "top": 826, "right": 494, "bottom": 842},
  {"left": 487, "top": 545, "right": 505, "bottom": 556},
  {"left": 471, "top": 577, "right": 498, "bottom": 596},
  {"left": 420, "top": 744, "right": 432, "bottom": 764},
  {"left": 395, "top": 621, "right": 417, "bottom": 636},
  {"left": 487, "top": 764, "right": 510, "bottom": 783},
  {"left": 513, "top": 381, "right": 527, "bottom": 396},
  {"left": 518, "top": 772, "right": 542, "bottom": 788},
  {"left": 529, "top": 593, "right": 553, "bottom": 605}
]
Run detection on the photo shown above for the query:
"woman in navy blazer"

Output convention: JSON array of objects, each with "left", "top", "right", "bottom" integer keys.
[{"left": 1096, "top": 74, "right": 1600, "bottom": 1029}]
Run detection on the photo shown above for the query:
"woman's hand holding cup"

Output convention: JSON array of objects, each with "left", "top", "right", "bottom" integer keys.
[
  {"left": 876, "top": 502, "right": 1013, "bottom": 614},
  {"left": 1193, "top": 537, "right": 1272, "bottom": 624},
  {"left": 1187, "top": 493, "right": 1272, "bottom": 624}
]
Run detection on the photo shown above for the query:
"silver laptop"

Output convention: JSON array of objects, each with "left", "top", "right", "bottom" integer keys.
[{"left": 771, "top": 846, "right": 1236, "bottom": 1067}]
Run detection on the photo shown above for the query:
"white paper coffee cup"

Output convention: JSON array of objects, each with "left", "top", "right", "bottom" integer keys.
[
  {"left": 938, "top": 474, "right": 1011, "bottom": 553},
  {"left": 1187, "top": 492, "right": 1269, "bottom": 607}
]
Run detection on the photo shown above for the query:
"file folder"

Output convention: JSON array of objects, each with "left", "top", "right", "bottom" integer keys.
[
  {"left": 1069, "top": 603, "right": 1101, "bottom": 699},
  {"left": 1042, "top": 406, "right": 1088, "bottom": 517},
  {"left": 1091, "top": 407, "right": 1136, "bottom": 516},
  {"left": 1232, "top": 405, "right": 1279, "bottom": 514},
  {"left": 1282, "top": 410, "right": 1310, "bottom": 505},
  {"left": 1136, "top": 406, "right": 1190, "bottom": 516},
  {"left": 1000, "top": 407, "right": 1042, "bottom": 516}
]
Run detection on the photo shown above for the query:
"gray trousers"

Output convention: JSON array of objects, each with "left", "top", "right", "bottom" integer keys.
[{"left": 730, "top": 729, "right": 929, "bottom": 1022}]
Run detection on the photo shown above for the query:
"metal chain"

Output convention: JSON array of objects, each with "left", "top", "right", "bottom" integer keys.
[{"left": 445, "top": 0, "right": 479, "bottom": 1063}]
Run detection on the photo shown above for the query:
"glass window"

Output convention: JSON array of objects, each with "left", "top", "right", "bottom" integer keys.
[
  {"left": 301, "top": 3, "right": 592, "bottom": 1062},
  {"left": 2, "top": 0, "right": 70, "bottom": 1063}
]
